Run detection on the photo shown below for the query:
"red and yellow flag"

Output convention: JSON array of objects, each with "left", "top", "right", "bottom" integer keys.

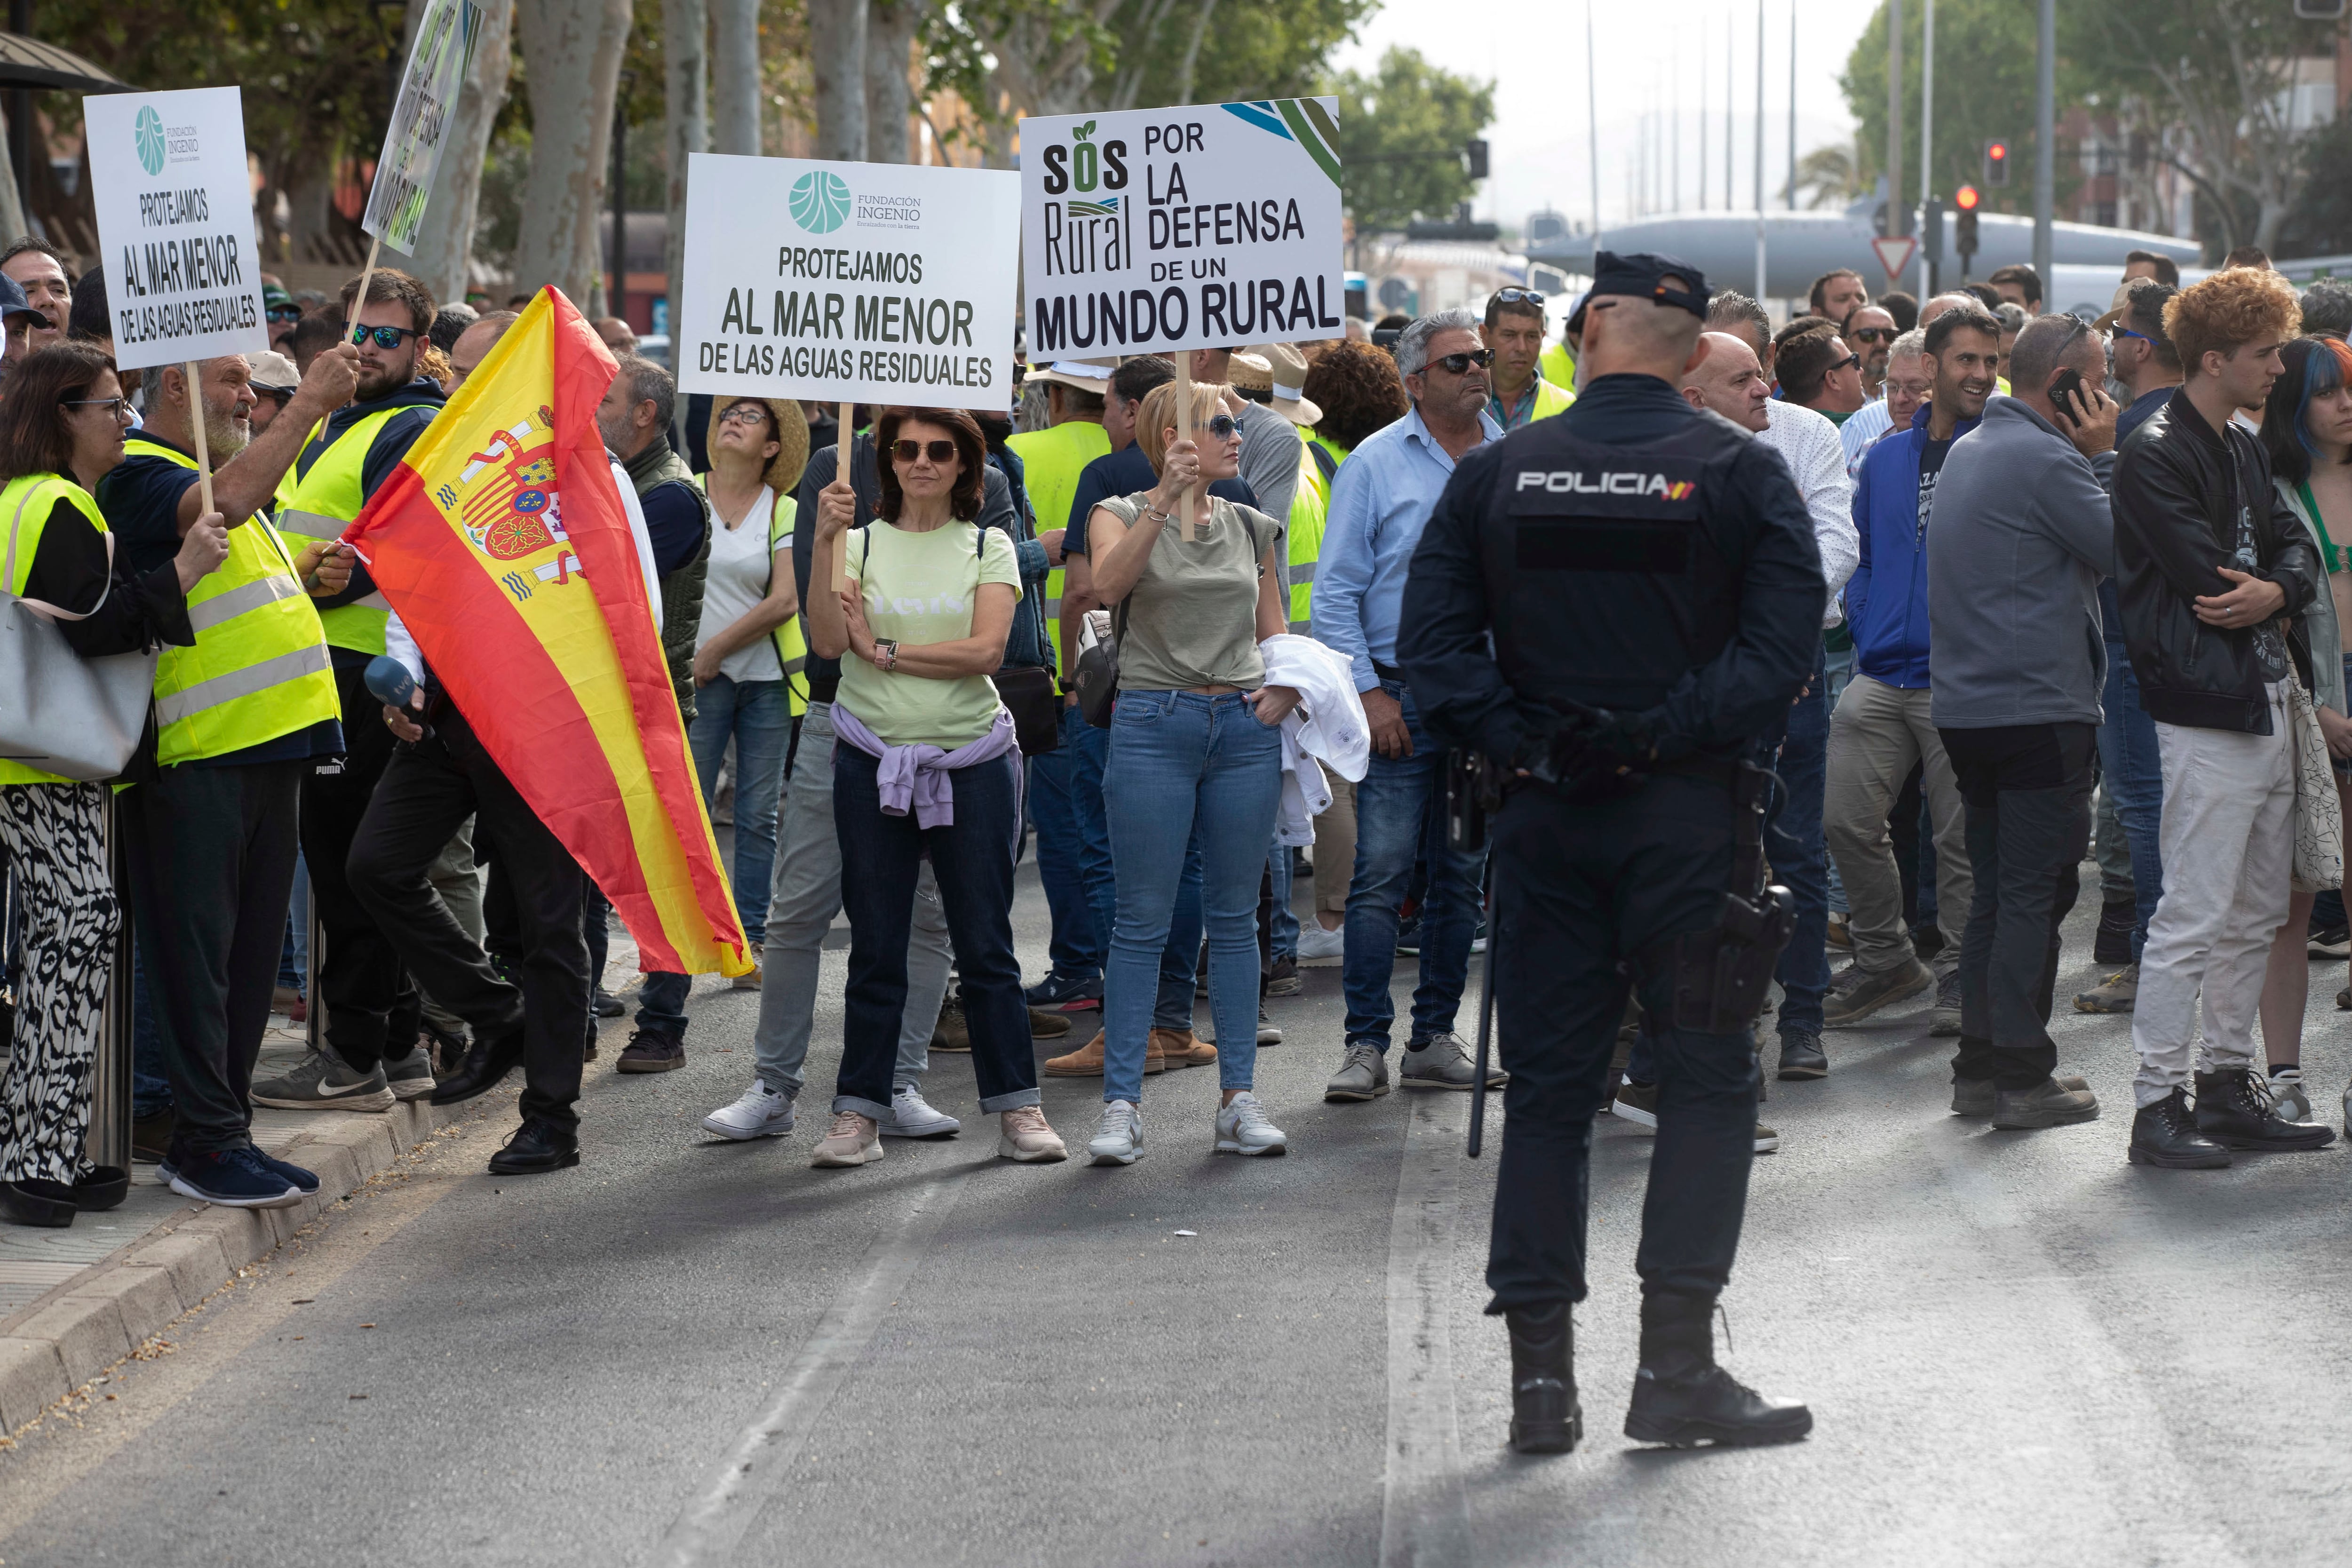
[{"left": 345, "top": 287, "right": 750, "bottom": 977}]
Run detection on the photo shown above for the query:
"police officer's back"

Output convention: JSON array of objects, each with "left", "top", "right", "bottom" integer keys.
[{"left": 1398, "top": 253, "right": 1821, "bottom": 1454}]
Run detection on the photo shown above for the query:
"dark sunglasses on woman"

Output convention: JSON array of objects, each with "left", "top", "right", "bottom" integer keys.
[{"left": 892, "top": 438, "right": 959, "bottom": 464}]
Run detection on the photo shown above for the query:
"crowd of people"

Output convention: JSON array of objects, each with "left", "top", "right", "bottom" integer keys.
[{"left": 3, "top": 231, "right": 2350, "bottom": 1228}]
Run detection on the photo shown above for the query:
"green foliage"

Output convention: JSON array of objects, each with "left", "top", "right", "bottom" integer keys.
[
  {"left": 1108, "top": 0, "right": 1373, "bottom": 110},
  {"left": 1327, "top": 46, "right": 1493, "bottom": 232}
]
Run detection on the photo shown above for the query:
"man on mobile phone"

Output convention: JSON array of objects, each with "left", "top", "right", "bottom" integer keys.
[{"left": 1922, "top": 314, "right": 2121, "bottom": 1130}]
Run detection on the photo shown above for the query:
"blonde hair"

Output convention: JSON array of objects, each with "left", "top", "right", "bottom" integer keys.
[{"left": 1136, "top": 381, "right": 1234, "bottom": 474}]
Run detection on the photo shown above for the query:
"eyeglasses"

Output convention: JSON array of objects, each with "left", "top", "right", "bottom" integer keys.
[
  {"left": 254, "top": 387, "right": 294, "bottom": 407},
  {"left": 1493, "top": 287, "right": 1545, "bottom": 306},
  {"left": 717, "top": 405, "right": 773, "bottom": 427},
  {"left": 350, "top": 324, "right": 421, "bottom": 350},
  {"left": 1849, "top": 326, "right": 1895, "bottom": 344},
  {"left": 61, "top": 396, "right": 126, "bottom": 415},
  {"left": 267, "top": 306, "right": 303, "bottom": 323},
  {"left": 892, "top": 438, "right": 959, "bottom": 464},
  {"left": 1430, "top": 350, "right": 1495, "bottom": 374}
]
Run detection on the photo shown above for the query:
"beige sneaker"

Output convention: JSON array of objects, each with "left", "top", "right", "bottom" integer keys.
[
  {"left": 1151, "top": 1026, "right": 1217, "bottom": 1070},
  {"left": 810, "top": 1110, "right": 883, "bottom": 1167},
  {"left": 998, "top": 1105, "right": 1068, "bottom": 1163},
  {"left": 732, "top": 962, "right": 763, "bottom": 991},
  {"left": 2073, "top": 963, "right": 2137, "bottom": 1014}
]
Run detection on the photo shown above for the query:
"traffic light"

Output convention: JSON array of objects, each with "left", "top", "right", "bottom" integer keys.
[
  {"left": 1922, "top": 196, "right": 1945, "bottom": 263},
  {"left": 1984, "top": 139, "right": 2011, "bottom": 187},
  {"left": 1465, "top": 139, "right": 1489, "bottom": 180}
]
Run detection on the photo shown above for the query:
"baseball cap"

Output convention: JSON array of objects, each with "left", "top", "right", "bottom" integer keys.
[
  {"left": 1566, "top": 251, "right": 1710, "bottom": 334},
  {"left": 247, "top": 350, "right": 301, "bottom": 394},
  {"left": 0, "top": 272, "right": 44, "bottom": 326},
  {"left": 263, "top": 282, "right": 295, "bottom": 311}
]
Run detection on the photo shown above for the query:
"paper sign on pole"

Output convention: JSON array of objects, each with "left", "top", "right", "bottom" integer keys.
[
  {"left": 675, "top": 153, "right": 1019, "bottom": 411},
  {"left": 364, "top": 0, "right": 484, "bottom": 254},
  {"left": 84, "top": 86, "right": 269, "bottom": 371},
  {"left": 1018, "top": 100, "right": 1347, "bottom": 358}
]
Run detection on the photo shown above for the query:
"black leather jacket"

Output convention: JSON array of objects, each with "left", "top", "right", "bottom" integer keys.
[{"left": 2114, "top": 388, "right": 2315, "bottom": 735}]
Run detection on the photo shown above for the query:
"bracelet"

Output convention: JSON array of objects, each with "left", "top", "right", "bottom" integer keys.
[{"left": 1142, "top": 503, "right": 1172, "bottom": 525}]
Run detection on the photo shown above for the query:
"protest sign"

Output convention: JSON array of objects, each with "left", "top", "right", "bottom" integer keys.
[
  {"left": 84, "top": 86, "right": 269, "bottom": 371},
  {"left": 363, "top": 0, "right": 484, "bottom": 254},
  {"left": 1018, "top": 100, "right": 1347, "bottom": 358},
  {"left": 675, "top": 154, "right": 1020, "bottom": 411}
]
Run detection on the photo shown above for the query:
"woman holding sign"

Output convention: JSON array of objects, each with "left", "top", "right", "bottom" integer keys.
[
  {"left": 1081, "top": 381, "right": 1300, "bottom": 1166},
  {"left": 805, "top": 407, "right": 1067, "bottom": 1168}
]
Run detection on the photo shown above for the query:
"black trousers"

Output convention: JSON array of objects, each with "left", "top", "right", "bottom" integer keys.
[
  {"left": 121, "top": 759, "right": 306, "bottom": 1157},
  {"left": 1485, "top": 775, "right": 1758, "bottom": 1313},
  {"left": 347, "top": 705, "right": 588, "bottom": 1131},
  {"left": 298, "top": 661, "right": 420, "bottom": 1071},
  {"left": 1939, "top": 723, "right": 2095, "bottom": 1090}
]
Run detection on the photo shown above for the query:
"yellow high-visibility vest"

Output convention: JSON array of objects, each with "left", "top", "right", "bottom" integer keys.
[
  {"left": 1287, "top": 446, "right": 1329, "bottom": 636},
  {"left": 692, "top": 473, "right": 810, "bottom": 718},
  {"left": 275, "top": 407, "right": 413, "bottom": 656},
  {"left": 2, "top": 474, "right": 114, "bottom": 784},
  {"left": 121, "top": 437, "right": 339, "bottom": 767}
]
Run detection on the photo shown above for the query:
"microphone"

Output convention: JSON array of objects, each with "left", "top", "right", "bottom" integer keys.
[{"left": 364, "top": 655, "right": 432, "bottom": 739}]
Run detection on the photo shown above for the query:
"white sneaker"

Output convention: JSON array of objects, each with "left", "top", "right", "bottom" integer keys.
[
  {"left": 1214, "top": 1091, "right": 1288, "bottom": 1156},
  {"left": 879, "top": 1085, "right": 961, "bottom": 1138},
  {"left": 702, "top": 1082, "right": 795, "bottom": 1140},
  {"left": 2271, "top": 1070, "right": 2312, "bottom": 1123},
  {"left": 811, "top": 1110, "right": 883, "bottom": 1167},
  {"left": 1296, "top": 923, "right": 1346, "bottom": 964},
  {"left": 1089, "top": 1099, "right": 1143, "bottom": 1165}
]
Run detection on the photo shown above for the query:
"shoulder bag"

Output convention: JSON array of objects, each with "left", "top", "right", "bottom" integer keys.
[
  {"left": 2288, "top": 677, "right": 2344, "bottom": 893},
  {"left": 0, "top": 490, "right": 156, "bottom": 782}
]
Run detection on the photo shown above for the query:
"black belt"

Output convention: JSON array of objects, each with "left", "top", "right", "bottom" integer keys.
[{"left": 1372, "top": 661, "right": 1407, "bottom": 685}]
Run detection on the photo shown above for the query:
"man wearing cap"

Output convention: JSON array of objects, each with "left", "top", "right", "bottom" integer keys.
[
  {"left": 1481, "top": 287, "right": 1574, "bottom": 430},
  {"left": 1398, "top": 248, "right": 1817, "bottom": 1455},
  {"left": 0, "top": 273, "right": 47, "bottom": 393},
  {"left": 263, "top": 282, "right": 303, "bottom": 352}
]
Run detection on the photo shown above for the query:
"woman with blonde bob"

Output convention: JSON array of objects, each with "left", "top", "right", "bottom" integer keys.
[{"left": 1081, "top": 380, "right": 1301, "bottom": 1166}]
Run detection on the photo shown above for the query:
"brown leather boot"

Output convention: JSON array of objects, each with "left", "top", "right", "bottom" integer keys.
[
  {"left": 1151, "top": 1027, "right": 1216, "bottom": 1070},
  {"left": 1044, "top": 1027, "right": 1165, "bottom": 1077}
]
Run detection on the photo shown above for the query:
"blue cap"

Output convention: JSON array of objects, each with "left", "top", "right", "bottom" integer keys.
[
  {"left": 1566, "top": 251, "right": 1710, "bottom": 334},
  {"left": 0, "top": 271, "right": 41, "bottom": 325}
]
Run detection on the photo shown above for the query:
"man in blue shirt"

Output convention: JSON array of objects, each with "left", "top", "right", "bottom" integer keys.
[{"left": 1318, "top": 310, "right": 1509, "bottom": 1101}]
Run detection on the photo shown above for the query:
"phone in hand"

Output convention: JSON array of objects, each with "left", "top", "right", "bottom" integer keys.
[{"left": 2049, "top": 368, "right": 2085, "bottom": 426}]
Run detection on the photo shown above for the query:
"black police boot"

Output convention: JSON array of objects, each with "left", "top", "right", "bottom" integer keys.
[
  {"left": 1624, "top": 1294, "right": 1812, "bottom": 1449},
  {"left": 1503, "top": 1303, "right": 1581, "bottom": 1455},
  {"left": 2193, "top": 1068, "right": 2336, "bottom": 1153},
  {"left": 486, "top": 1118, "right": 580, "bottom": 1175},
  {"left": 2127, "top": 1085, "right": 2231, "bottom": 1168},
  {"left": 430, "top": 1026, "right": 525, "bottom": 1106}
]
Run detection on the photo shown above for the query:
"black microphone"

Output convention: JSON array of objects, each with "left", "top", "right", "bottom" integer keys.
[{"left": 364, "top": 655, "right": 432, "bottom": 739}]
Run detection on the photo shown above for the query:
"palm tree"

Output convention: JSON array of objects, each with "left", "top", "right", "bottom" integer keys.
[{"left": 1787, "top": 143, "right": 1867, "bottom": 210}]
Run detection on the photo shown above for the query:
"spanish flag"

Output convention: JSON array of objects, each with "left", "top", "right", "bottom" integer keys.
[{"left": 344, "top": 287, "right": 750, "bottom": 978}]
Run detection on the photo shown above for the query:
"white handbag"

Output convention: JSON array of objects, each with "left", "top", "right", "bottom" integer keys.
[
  {"left": 2288, "top": 679, "right": 2344, "bottom": 893},
  {"left": 0, "top": 488, "right": 156, "bottom": 782}
]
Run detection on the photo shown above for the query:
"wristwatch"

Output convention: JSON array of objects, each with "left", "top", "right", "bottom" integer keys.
[{"left": 874, "top": 638, "right": 899, "bottom": 672}]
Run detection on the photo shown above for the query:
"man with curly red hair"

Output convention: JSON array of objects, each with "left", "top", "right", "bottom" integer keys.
[{"left": 2114, "top": 266, "right": 2336, "bottom": 1168}]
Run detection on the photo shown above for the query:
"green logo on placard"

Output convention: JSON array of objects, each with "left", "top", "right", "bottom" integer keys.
[
  {"left": 788, "top": 169, "right": 851, "bottom": 234},
  {"left": 134, "top": 105, "right": 167, "bottom": 176}
]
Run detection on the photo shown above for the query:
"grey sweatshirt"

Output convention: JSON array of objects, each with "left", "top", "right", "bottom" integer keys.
[{"left": 1925, "top": 395, "right": 2117, "bottom": 729}]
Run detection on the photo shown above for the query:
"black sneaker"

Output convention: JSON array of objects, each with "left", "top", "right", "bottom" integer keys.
[
  {"left": 616, "top": 1027, "right": 686, "bottom": 1074},
  {"left": 1023, "top": 971, "right": 1103, "bottom": 1013},
  {"left": 168, "top": 1146, "right": 305, "bottom": 1209},
  {"left": 1930, "top": 970, "right": 1962, "bottom": 1036},
  {"left": 1395, "top": 914, "right": 1423, "bottom": 955},
  {"left": 2193, "top": 1067, "right": 2336, "bottom": 1152},
  {"left": 2309, "top": 924, "right": 2352, "bottom": 960},
  {"left": 1265, "top": 954, "right": 1302, "bottom": 995},
  {"left": 2094, "top": 898, "right": 2138, "bottom": 966},
  {"left": 2128, "top": 1086, "right": 2231, "bottom": 1169}
]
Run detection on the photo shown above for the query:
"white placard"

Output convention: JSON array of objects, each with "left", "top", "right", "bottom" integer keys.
[
  {"left": 1019, "top": 100, "right": 1347, "bottom": 359},
  {"left": 364, "top": 0, "right": 484, "bottom": 254},
  {"left": 84, "top": 87, "right": 269, "bottom": 371},
  {"left": 676, "top": 153, "right": 1019, "bottom": 411}
]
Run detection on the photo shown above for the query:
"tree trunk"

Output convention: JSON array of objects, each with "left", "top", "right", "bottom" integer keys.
[
  {"left": 409, "top": 0, "right": 516, "bottom": 305},
  {"left": 511, "top": 0, "right": 634, "bottom": 306},
  {"left": 808, "top": 0, "right": 868, "bottom": 162},
  {"left": 285, "top": 163, "right": 338, "bottom": 266},
  {"left": 709, "top": 0, "right": 763, "bottom": 156},
  {"left": 863, "top": 0, "right": 922, "bottom": 165},
  {"left": 664, "top": 0, "right": 709, "bottom": 333}
]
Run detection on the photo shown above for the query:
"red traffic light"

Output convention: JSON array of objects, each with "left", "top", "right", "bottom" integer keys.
[
  {"left": 1955, "top": 184, "right": 1980, "bottom": 210},
  {"left": 1984, "top": 139, "right": 2011, "bottom": 186}
]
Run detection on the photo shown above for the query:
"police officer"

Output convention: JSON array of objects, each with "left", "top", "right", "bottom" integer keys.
[{"left": 1398, "top": 253, "right": 1821, "bottom": 1454}]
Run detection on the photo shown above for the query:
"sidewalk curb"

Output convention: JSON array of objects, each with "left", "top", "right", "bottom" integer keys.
[{"left": 0, "top": 1095, "right": 492, "bottom": 1435}]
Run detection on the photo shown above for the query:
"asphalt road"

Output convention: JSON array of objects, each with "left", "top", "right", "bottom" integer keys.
[{"left": 5, "top": 869, "right": 2351, "bottom": 1568}]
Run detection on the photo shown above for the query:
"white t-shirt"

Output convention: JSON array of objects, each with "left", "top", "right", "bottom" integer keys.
[{"left": 698, "top": 483, "right": 785, "bottom": 683}]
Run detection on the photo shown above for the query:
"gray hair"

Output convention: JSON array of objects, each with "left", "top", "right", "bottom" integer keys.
[
  {"left": 1994, "top": 301, "right": 2029, "bottom": 334},
  {"left": 1888, "top": 327, "right": 1928, "bottom": 363},
  {"left": 2007, "top": 313, "right": 2098, "bottom": 396},
  {"left": 616, "top": 353, "right": 675, "bottom": 431},
  {"left": 1395, "top": 309, "right": 1483, "bottom": 379}
]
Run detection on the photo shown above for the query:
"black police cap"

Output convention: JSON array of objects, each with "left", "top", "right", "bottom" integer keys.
[{"left": 1566, "top": 251, "right": 1711, "bottom": 335}]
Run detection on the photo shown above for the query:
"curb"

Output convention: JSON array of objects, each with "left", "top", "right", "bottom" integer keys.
[{"left": 0, "top": 1095, "right": 489, "bottom": 1435}]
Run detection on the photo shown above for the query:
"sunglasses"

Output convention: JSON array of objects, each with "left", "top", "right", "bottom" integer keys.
[
  {"left": 267, "top": 305, "right": 303, "bottom": 323},
  {"left": 1831, "top": 352, "right": 1862, "bottom": 373},
  {"left": 2112, "top": 326, "right": 2151, "bottom": 345},
  {"left": 350, "top": 324, "right": 421, "bottom": 350},
  {"left": 1430, "top": 350, "right": 1495, "bottom": 374},
  {"left": 61, "top": 396, "right": 126, "bottom": 415},
  {"left": 1849, "top": 326, "right": 1894, "bottom": 344},
  {"left": 1493, "top": 287, "right": 1545, "bottom": 306},
  {"left": 892, "top": 438, "right": 959, "bottom": 464},
  {"left": 254, "top": 387, "right": 294, "bottom": 407}
]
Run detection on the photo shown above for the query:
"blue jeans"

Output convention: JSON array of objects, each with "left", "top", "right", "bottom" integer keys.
[
  {"left": 1030, "top": 704, "right": 1117, "bottom": 981},
  {"left": 687, "top": 674, "right": 791, "bottom": 946},
  {"left": 1343, "top": 681, "right": 1483, "bottom": 1050},
  {"left": 1157, "top": 833, "right": 1207, "bottom": 1028},
  {"left": 1770, "top": 641, "right": 1830, "bottom": 1037},
  {"left": 2096, "top": 645, "right": 2165, "bottom": 958},
  {"left": 1101, "top": 690, "right": 1282, "bottom": 1103},
  {"left": 1267, "top": 842, "right": 1298, "bottom": 961},
  {"left": 831, "top": 745, "right": 1037, "bottom": 1118}
]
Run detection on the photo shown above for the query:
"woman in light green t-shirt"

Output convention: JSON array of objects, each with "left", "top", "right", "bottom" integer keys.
[{"left": 803, "top": 407, "right": 1067, "bottom": 1169}]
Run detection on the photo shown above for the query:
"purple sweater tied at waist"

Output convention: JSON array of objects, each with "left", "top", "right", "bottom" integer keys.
[{"left": 829, "top": 702, "right": 1019, "bottom": 829}]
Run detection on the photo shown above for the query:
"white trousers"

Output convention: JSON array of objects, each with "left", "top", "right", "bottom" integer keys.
[{"left": 2130, "top": 685, "right": 2295, "bottom": 1107}]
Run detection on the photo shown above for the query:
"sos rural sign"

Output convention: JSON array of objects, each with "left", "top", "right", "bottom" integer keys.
[{"left": 1018, "top": 101, "right": 1347, "bottom": 358}]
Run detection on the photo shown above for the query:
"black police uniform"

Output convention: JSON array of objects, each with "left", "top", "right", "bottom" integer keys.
[{"left": 1398, "top": 254, "right": 1822, "bottom": 1452}]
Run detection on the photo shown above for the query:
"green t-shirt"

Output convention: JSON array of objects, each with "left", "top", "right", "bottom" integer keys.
[{"left": 837, "top": 519, "right": 1021, "bottom": 748}]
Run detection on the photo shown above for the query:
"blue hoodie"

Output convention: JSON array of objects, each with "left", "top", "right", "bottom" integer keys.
[{"left": 1844, "top": 401, "right": 1983, "bottom": 689}]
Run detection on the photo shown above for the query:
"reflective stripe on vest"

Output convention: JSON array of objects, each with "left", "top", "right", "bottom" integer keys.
[
  {"left": 1006, "top": 420, "right": 1112, "bottom": 673},
  {"left": 124, "top": 436, "right": 340, "bottom": 766},
  {"left": 1285, "top": 447, "right": 1328, "bottom": 635},
  {"left": 278, "top": 406, "right": 413, "bottom": 656},
  {"left": 0, "top": 474, "right": 110, "bottom": 785}
]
